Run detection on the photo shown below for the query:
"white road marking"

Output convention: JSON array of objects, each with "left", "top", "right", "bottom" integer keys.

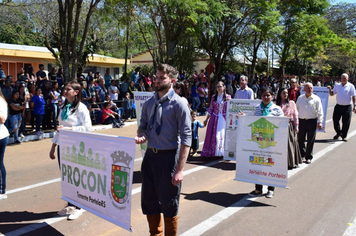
[
  {"left": 7, "top": 143, "right": 206, "bottom": 194},
  {"left": 180, "top": 128, "right": 356, "bottom": 236},
  {"left": 343, "top": 211, "right": 356, "bottom": 236},
  {"left": 5, "top": 216, "right": 67, "bottom": 236},
  {"left": 4, "top": 144, "right": 216, "bottom": 235},
  {"left": 7, "top": 115, "right": 343, "bottom": 235},
  {"left": 7, "top": 178, "right": 61, "bottom": 195}
]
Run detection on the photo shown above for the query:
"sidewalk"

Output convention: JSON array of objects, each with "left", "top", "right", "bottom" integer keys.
[{"left": 7, "top": 120, "right": 138, "bottom": 145}]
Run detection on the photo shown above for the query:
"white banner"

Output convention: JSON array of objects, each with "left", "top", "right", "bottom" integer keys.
[
  {"left": 235, "top": 116, "right": 289, "bottom": 188},
  {"left": 301, "top": 86, "right": 329, "bottom": 132},
  {"left": 134, "top": 92, "right": 154, "bottom": 157},
  {"left": 59, "top": 130, "right": 135, "bottom": 232},
  {"left": 224, "top": 99, "right": 261, "bottom": 160}
]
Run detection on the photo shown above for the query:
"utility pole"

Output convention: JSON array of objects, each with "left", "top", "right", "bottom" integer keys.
[
  {"left": 266, "top": 39, "right": 270, "bottom": 77},
  {"left": 305, "top": 59, "right": 307, "bottom": 81},
  {"left": 123, "top": 6, "right": 130, "bottom": 80},
  {"left": 271, "top": 44, "right": 274, "bottom": 77}
]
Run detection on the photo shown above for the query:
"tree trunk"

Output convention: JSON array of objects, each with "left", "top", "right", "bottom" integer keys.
[{"left": 213, "top": 56, "right": 223, "bottom": 85}]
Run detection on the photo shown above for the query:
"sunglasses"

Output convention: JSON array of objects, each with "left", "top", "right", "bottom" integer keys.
[{"left": 174, "top": 86, "right": 181, "bottom": 89}]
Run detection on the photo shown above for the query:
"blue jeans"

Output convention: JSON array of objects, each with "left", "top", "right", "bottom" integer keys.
[
  {"left": 35, "top": 114, "right": 44, "bottom": 132},
  {"left": 20, "top": 109, "right": 27, "bottom": 134},
  {"left": 102, "top": 116, "right": 120, "bottom": 127},
  {"left": 51, "top": 103, "right": 60, "bottom": 129},
  {"left": 117, "top": 107, "right": 124, "bottom": 123},
  {"left": 9, "top": 113, "right": 22, "bottom": 141},
  {"left": 0, "top": 136, "right": 9, "bottom": 194},
  {"left": 90, "top": 110, "right": 103, "bottom": 124},
  {"left": 192, "top": 97, "right": 201, "bottom": 112}
]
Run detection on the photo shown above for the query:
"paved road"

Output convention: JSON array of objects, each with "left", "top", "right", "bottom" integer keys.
[{"left": 1, "top": 95, "right": 356, "bottom": 236}]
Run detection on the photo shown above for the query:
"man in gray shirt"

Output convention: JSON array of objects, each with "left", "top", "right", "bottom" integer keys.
[
  {"left": 234, "top": 75, "right": 254, "bottom": 99},
  {"left": 135, "top": 64, "right": 191, "bottom": 236}
]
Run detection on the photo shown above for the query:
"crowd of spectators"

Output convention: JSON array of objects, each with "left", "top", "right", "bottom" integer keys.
[
  {"left": 0, "top": 64, "right": 146, "bottom": 144},
  {"left": 0, "top": 61, "right": 340, "bottom": 145}
]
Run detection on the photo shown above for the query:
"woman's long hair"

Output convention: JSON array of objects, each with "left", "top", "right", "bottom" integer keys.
[
  {"left": 28, "top": 66, "right": 35, "bottom": 77},
  {"left": 275, "top": 87, "right": 289, "bottom": 106},
  {"left": 213, "top": 81, "right": 227, "bottom": 102},
  {"left": 62, "top": 81, "right": 82, "bottom": 113},
  {"left": 52, "top": 82, "right": 59, "bottom": 92},
  {"left": 174, "top": 81, "right": 187, "bottom": 97},
  {"left": 11, "top": 90, "right": 19, "bottom": 100}
]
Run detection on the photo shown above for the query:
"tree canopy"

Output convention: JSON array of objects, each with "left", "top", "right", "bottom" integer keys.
[{"left": 1, "top": 0, "right": 356, "bottom": 80}]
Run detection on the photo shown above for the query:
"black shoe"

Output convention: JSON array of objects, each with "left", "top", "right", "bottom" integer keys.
[
  {"left": 333, "top": 135, "right": 340, "bottom": 140},
  {"left": 14, "top": 140, "right": 21, "bottom": 145},
  {"left": 248, "top": 190, "right": 262, "bottom": 197}
]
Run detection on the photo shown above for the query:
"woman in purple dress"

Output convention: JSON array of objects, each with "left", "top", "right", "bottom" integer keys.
[{"left": 201, "top": 81, "right": 231, "bottom": 157}]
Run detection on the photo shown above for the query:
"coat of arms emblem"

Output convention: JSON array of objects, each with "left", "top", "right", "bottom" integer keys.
[
  {"left": 110, "top": 151, "right": 133, "bottom": 204},
  {"left": 111, "top": 165, "right": 130, "bottom": 204}
]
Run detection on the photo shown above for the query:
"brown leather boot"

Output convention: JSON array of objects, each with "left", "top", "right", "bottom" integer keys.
[
  {"left": 146, "top": 214, "right": 163, "bottom": 236},
  {"left": 164, "top": 215, "right": 179, "bottom": 236}
]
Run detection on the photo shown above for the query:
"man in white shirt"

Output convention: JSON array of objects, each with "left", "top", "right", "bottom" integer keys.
[
  {"left": 234, "top": 75, "right": 254, "bottom": 99},
  {"left": 327, "top": 73, "right": 356, "bottom": 141},
  {"left": 296, "top": 83, "right": 323, "bottom": 164},
  {"left": 108, "top": 80, "right": 119, "bottom": 101}
]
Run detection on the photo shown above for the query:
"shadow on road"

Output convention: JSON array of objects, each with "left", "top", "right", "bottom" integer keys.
[
  {"left": 0, "top": 211, "right": 65, "bottom": 236},
  {"left": 187, "top": 156, "right": 236, "bottom": 171},
  {"left": 0, "top": 222, "right": 64, "bottom": 236},
  {"left": 314, "top": 139, "right": 338, "bottom": 143},
  {"left": 181, "top": 191, "right": 273, "bottom": 208},
  {"left": 0, "top": 211, "right": 58, "bottom": 223}
]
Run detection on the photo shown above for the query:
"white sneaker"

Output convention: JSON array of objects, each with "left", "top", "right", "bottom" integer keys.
[
  {"left": 57, "top": 206, "right": 75, "bottom": 216},
  {"left": 0, "top": 194, "right": 7, "bottom": 200},
  {"left": 265, "top": 190, "right": 274, "bottom": 198},
  {"left": 67, "top": 208, "right": 84, "bottom": 220},
  {"left": 19, "top": 133, "right": 25, "bottom": 139}
]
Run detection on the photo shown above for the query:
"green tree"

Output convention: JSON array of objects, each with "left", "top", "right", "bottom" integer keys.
[
  {"left": 324, "top": 3, "right": 356, "bottom": 80},
  {"left": 21, "top": 0, "right": 103, "bottom": 82},
  {"left": 326, "top": 3, "right": 356, "bottom": 37},
  {"left": 288, "top": 14, "right": 333, "bottom": 79},
  {"left": 195, "top": 0, "right": 257, "bottom": 84},
  {"left": 0, "top": 3, "right": 43, "bottom": 45},
  {"left": 274, "top": 0, "right": 329, "bottom": 79},
  {"left": 133, "top": 0, "right": 207, "bottom": 70},
  {"left": 239, "top": 0, "right": 281, "bottom": 81}
]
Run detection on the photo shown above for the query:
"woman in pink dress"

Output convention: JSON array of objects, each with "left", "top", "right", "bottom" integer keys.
[
  {"left": 201, "top": 81, "right": 231, "bottom": 157},
  {"left": 275, "top": 87, "right": 302, "bottom": 168},
  {"left": 144, "top": 72, "right": 152, "bottom": 90}
]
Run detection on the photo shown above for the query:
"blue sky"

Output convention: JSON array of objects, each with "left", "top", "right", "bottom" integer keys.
[{"left": 332, "top": 0, "right": 356, "bottom": 4}]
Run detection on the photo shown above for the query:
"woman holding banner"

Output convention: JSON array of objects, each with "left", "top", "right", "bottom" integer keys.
[
  {"left": 49, "top": 81, "right": 92, "bottom": 220},
  {"left": 249, "top": 86, "right": 284, "bottom": 198},
  {"left": 201, "top": 81, "right": 231, "bottom": 158},
  {"left": 276, "top": 87, "right": 302, "bottom": 169}
]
